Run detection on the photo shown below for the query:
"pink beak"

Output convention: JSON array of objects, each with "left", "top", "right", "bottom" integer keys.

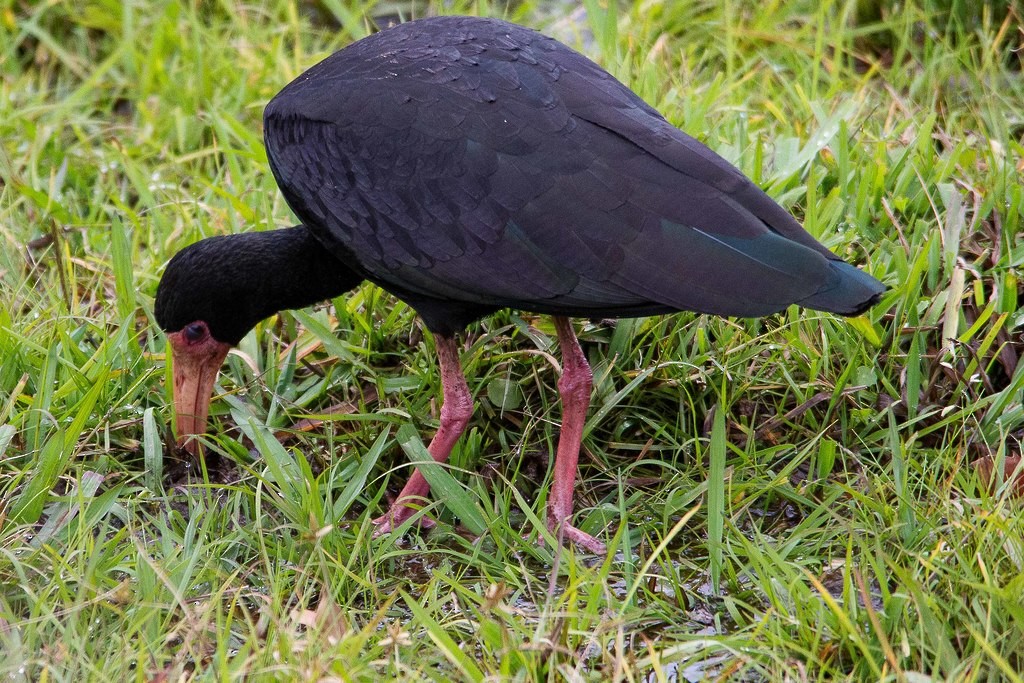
[{"left": 167, "top": 331, "right": 231, "bottom": 454}]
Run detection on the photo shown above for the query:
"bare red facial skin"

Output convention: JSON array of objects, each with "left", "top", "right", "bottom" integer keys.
[{"left": 166, "top": 321, "right": 232, "bottom": 455}]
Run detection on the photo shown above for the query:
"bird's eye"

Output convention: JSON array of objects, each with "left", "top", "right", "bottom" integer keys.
[{"left": 184, "top": 322, "right": 207, "bottom": 343}]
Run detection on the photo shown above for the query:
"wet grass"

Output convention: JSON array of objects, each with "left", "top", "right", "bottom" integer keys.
[{"left": 2, "top": 0, "right": 1023, "bottom": 680}]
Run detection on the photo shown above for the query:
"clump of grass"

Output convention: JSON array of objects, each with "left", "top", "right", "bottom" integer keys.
[{"left": 1, "top": 0, "right": 1022, "bottom": 679}]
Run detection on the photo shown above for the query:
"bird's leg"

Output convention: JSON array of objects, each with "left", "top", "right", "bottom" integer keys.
[
  {"left": 373, "top": 334, "right": 472, "bottom": 535},
  {"left": 547, "top": 316, "right": 607, "bottom": 554}
]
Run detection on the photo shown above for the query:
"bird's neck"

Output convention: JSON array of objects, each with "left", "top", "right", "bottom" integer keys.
[
  {"left": 165, "top": 224, "right": 365, "bottom": 345},
  {"left": 251, "top": 225, "right": 364, "bottom": 316}
]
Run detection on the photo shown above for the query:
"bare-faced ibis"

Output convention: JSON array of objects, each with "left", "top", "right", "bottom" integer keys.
[{"left": 154, "top": 16, "right": 884, "bottom": 553}]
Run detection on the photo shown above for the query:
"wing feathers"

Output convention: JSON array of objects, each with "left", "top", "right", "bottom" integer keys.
[{"left": 264, "top": 17, "right": 881, "bottom": 325}]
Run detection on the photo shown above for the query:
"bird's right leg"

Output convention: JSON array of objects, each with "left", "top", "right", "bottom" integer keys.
[
  {"left": 546, "top": 316, "right": 607, "bottom": 554},
  {"left": 373, "top": 334, "right": 472, "bottom": 535}
]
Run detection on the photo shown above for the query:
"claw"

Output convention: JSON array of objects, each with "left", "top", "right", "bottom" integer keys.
[
  {"left": 557, "top": 524, "right": 607, "bottom": 554},
  {"left": 372, "top": 503, "right": 437, "bottom": 537}
]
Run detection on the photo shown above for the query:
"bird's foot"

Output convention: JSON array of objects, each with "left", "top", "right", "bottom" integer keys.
[
  {"left": 541, "top": 519, "right": 607, "bottom": 554},
  {"left": 371, "top": 504, "right": 437, "bottom": 538}
]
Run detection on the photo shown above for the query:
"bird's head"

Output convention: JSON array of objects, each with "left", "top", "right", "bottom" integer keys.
[
  {"left": 155, "top": 227, "right": 363, "bottom": 454},
  {"left": 155, "top": 235, "right": 258, "bottom": 455}
]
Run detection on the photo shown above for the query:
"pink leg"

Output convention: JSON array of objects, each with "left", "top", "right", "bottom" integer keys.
[
  {"left": 546, "top": 317, "right": 607, "bottom": 554},
  {"left": 373, "top": 334, "right": 472, "bottom": 534}
]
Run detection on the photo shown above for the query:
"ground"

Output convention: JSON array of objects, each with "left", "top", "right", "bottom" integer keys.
[{"left": 1, "top": 0, "right": 1022, "bottom": 680}]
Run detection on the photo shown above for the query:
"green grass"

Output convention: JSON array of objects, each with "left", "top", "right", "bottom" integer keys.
[{"left": 2, "top": 0, "right": 1023, "bottom": 679}]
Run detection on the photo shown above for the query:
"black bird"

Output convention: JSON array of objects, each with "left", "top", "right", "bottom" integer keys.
[{"left": 155, "top": 16, "right": 884, "bottom": 553}]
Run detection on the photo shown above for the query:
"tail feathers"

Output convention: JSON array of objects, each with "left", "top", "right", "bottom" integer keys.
[{"left": 800, "top": 260, "right": 885, "bottom": 316}]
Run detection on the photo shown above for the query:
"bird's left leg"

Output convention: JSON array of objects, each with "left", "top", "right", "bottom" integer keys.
[
  {"left": 547, "top": 316, "right": 607, "bottom": 554},
  {"left": 373, "top": 334, "right": 472, "bottom": 535}
]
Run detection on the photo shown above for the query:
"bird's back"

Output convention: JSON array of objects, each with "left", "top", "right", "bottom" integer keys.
[{"left": 264, "top": 16, "right": 883, "bottom": 334}]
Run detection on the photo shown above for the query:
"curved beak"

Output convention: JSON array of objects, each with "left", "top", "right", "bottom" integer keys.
[{"left": 167, "top": 332, "right": 232, "bottom": 455}]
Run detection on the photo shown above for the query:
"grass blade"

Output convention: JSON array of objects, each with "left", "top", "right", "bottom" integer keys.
[
  {"left": 707, "top": 404, "right": 727, "bottom": 594},
  {"left": 110, "top": 216, "right": 136, "bottom": 321},
  {"left": 331, "top": 426, "right": 390, "bottom": 520},
  {"left": 142, "top": 407, "right": 163, "bottom": 493}
]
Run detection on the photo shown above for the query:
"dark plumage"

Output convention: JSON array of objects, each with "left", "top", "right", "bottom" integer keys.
[
  {"left": 156, "top": 227, "right": 361, "bottom": 345},
  {"left": 155, "top": 16, "right": 884, "bottom": 552}
]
